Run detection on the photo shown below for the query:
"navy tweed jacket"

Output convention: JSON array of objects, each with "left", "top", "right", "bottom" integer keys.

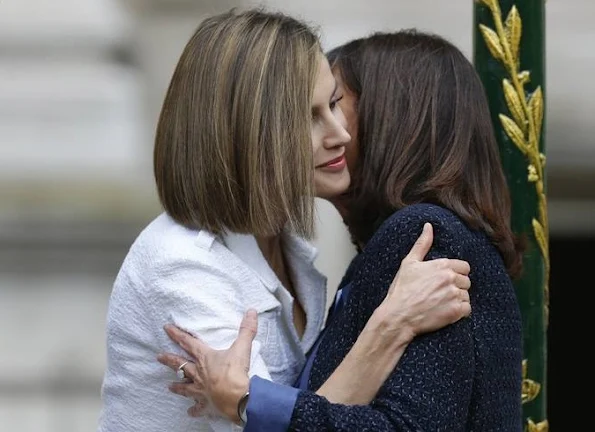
[{"left": 289, "top": 203, "right": 523, "bottom": 432}]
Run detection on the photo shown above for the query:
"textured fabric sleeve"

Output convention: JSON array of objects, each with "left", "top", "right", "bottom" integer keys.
[
  {"left": 144, "top": 257, "right": 276, "bottom": 432},
  {"left": 98, "top": 220, "right": 284, "bottom": 432},
  {"left": 288, "top": 208, "right": 476, "bottom": 431},
  {"left": 244, "top": 376, "right": 300, "bottom": 432}
]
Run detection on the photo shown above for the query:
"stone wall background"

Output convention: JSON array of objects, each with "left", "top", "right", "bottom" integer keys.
[{"left": 0, "top": 1, "right": 592, "bottom": 430}]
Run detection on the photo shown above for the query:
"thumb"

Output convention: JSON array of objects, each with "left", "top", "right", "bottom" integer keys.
[
  {"left": 231, "top": 309, "right": 258, "bottom": 356},
  {"left": 406, "top": 223, "right": 433, "bottom": 262}
]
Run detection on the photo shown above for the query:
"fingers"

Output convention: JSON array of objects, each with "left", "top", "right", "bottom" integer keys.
[
  {"left": 454, "top": 273, "right": 471, "bottom": 290},
  {"left": 188, "top": 398, "right": 209, "bottom": 417},
  {"left": 448, "top": 259, "right": 471, "bottom": 276},
  {"left": 169, "top": 381, "right": 203, "bottom": 399},
  {"left": 157, "top": 352, "right": 189, "bottom": 372},
  {"left": 162, "top": 358, "right": 210, "bottom": 417},
  {"left": 404, "top": 223, "right": 433, "bottom": 262},
  {"left": 428, "top": 260, "right": 471, "bottom": 289},
  {"left": 403, "top": 224, "right": 471, "bottom": 280},
  {"left": 458, "top": 300, "right": 472, "bottom": 319},
  {"left": 231, "top": 309, "right": 258, "bottom": 355},
  {"left": 459, "top": 286, "right": 470, "bottom": 304},
  {"left": 164, "top": 324, "right": 209, "bottom": 360},
  {"left": 157, "top": 353, "right": 198, "bottom": 383},
  {"left": 452, "top": 287, "right": 471, "bottom": 321},
  {"left": 441, "top": 288, "right": 471, "bottom": 326}
]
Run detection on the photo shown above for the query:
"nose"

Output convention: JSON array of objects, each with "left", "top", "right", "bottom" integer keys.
[{"left": 324, "top": 107, "right": 351, "bottom": 149}]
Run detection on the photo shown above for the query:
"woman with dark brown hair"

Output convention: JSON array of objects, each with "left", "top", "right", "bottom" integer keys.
[{"left": 159, "top": 28, "right": 524, "bottom": 431}]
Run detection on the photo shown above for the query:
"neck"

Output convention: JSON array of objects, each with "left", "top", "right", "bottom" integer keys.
[{"left": 255, "top": 234, "right": 283, "bottom": 263}]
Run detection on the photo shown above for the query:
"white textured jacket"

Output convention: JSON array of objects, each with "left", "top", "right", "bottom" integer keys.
[{"left": 97, "top": 212, "right": 327, "bottom": 432}]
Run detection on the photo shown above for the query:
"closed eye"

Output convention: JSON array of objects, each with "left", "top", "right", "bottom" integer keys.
[{"left": 329, "top": 95, "right": 344, "bottom": 111}]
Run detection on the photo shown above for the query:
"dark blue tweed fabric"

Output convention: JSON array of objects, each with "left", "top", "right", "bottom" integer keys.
[{"left": 289, "top": 203, "right": 523, "bottom": 431}]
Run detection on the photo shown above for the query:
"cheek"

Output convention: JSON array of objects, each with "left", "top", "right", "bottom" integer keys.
[
  {"left": 311, "top": 124, "right": 323, "bottom": 159},
  {"left": 314, "top": 169, "right": 351, "bottom": 199},
  {"left": 334, "top": 105, "right": 349, "bottom": 130}
]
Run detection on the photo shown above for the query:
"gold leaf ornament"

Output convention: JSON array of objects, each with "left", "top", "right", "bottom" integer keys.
[
  {"left": 503, "top": 79, "right": 526, "bottom": 129},
  {"left": 479, "top": 24, "right": 505, "bottom": 62},
  {"left": 528, "top": 87, "right": 544, "bottom": 145},
  {"left": 476, "top": 0, "right": 496, "bottom": 8},
  {"left": 504, "top": 6, "right": 522, "bottom": 63},
  {"left": 532, "top": 219, "right": 548, "bottom": 260},
  {"left": 527, "top": 418, "right": 549, "bottom": 432},
  {"left": 522, "top": 379, "right": 541, "bottom": 404},
  {"left": 527, "top": 164, "right": 538, "bottom": 182},
  {"left": 521, "top": 359, "right": 541, "bottom": 404},
  {"left": 518, "top": 71, "right": 531, "bottom": 84},
  {"left": 499, "top": 114, "right": 526, "bottom": 153}
]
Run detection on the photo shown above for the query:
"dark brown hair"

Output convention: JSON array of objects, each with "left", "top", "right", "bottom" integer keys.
[
  {"left": 154, "top": 9, "right": 321, "bottom": 238},
  {"left": 328, "top": 29, "right": 524, "bottom": 279}
]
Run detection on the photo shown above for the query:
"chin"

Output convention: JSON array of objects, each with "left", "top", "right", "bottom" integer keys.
[{"left": 315, "top": 172, "right": 351, "bottom": 200}]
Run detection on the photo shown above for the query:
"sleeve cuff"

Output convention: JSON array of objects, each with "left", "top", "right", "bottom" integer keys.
[{"left": 244, "top": 376, "right": 299, "bottom": 432}]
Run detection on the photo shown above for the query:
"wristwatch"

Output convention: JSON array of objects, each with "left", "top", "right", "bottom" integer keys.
[{"left": 237, "top": 391, "right": 250, "bottom": 427}]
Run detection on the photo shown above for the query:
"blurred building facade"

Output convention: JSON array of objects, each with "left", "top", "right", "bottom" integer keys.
[{"left": 0, "top": 0, "right": 592, "bottom": 430}]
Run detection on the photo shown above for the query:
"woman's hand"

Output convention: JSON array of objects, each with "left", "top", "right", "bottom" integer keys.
[
  {"left": 157, "top": 310, "right": 258, "bottom": 423},
  {"left": 374, "top": 222, "right": 471, "bottom": 342}
]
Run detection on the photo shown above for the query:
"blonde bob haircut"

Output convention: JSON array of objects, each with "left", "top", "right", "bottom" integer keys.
[{"left": 154, "top": 9, "right": 321, "bottom": 238}]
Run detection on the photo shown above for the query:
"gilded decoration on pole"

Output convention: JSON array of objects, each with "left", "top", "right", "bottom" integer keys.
[
  {"left": 475, "top": 1, "right": 549, "bottom": 430},
  {"left": 476, "top": 0, "right": 549, "bottom": 326}
]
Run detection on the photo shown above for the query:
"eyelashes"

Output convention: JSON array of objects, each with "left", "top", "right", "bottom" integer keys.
[
  {"left": 312, "top": 95, "right": 344, "bottom": 120},
  {"left": 329, "top": 95, "right": 344, "bottom": 111}
]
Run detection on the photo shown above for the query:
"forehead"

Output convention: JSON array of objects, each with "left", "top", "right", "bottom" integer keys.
[{"left": 312, "top": 56, "right": 336, "bottom": 102}]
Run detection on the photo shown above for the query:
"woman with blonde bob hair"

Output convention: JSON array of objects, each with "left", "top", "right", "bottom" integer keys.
[
  {"left": 153, "top": 9, "right": 319, "bottom": 239},
  {"left": 98, "top": 10, "right": 472, "bottom": 432}
]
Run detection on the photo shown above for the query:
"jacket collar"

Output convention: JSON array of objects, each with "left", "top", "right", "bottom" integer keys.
[{"left": 221, "top": 228, "right": 319, "bottom": 294}]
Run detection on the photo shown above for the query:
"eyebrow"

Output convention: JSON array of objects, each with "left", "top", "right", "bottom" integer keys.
[{"left": 312, "top": 80, "right": 340, "bottom": 117}]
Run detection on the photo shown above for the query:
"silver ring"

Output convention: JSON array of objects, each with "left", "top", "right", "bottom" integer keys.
[{"left": 177, "top": 361, "right": 190, "bottom": 380}]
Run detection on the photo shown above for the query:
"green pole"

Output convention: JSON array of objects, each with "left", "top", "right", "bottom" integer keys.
[{"left": 473, "top": 1, "right": 548, "bottom": 430}]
